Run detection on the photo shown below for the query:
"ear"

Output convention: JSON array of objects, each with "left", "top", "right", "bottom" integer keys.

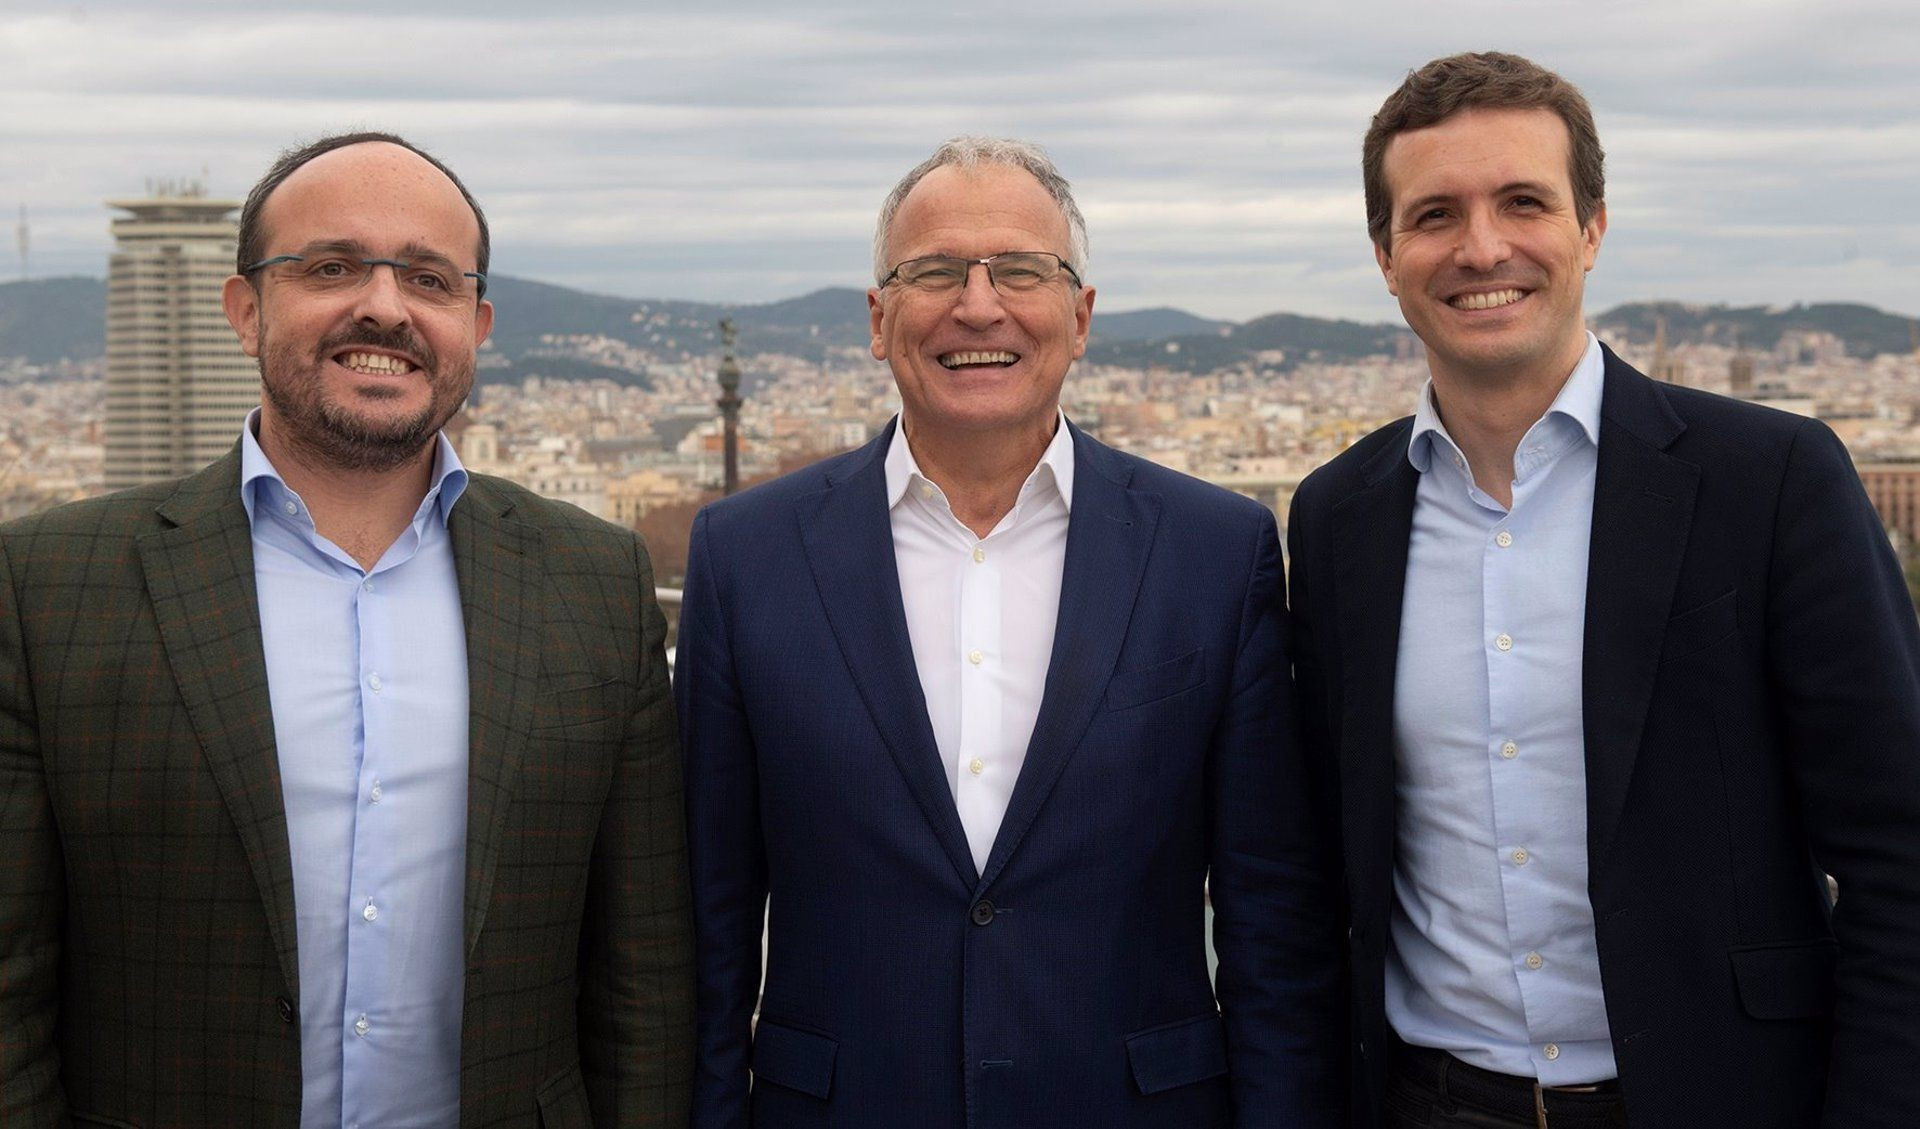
[
  {"left": 1070, "top": 285, "right": 1095, "bottom": 359},
  {"left": 1375, "top": 240, "right": 1399, "bottom": 297},
  {"left": 473, "top": 298, "right": 495, "bottom": 347},
  {"left": 1582, "top": 202, "right": 1608, "bottom": 271},
  {"left": 867, "top": 288, "right": 887, "bottom": 361},
  {"left": 222, "top": 275, "right": 262, "bottom": 357}
]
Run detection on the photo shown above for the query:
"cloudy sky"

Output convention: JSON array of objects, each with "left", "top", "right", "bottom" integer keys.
[{"left": 2, "top": 0, "right": 1914, "bottom": 323}]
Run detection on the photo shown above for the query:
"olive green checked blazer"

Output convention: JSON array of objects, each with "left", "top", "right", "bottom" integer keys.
[{"left": 0, "top": 448, "right": 694, "bottom": 1128}]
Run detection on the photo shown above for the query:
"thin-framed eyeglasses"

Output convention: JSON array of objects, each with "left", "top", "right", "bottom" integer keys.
[
  {"left": 242, "top": 253, "right": 488, "bottom": 306},
  {"left": 879, "top": 251, "right": 1082, "bottom": 294}
]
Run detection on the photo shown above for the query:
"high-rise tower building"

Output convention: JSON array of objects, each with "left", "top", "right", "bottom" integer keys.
[{"left": 103, "top": 182, "right": 255, "bottom": 491}]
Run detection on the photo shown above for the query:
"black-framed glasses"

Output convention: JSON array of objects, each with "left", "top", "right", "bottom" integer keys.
[
  {"left": 242, "top": 254, "right": 488, "bottom": 306},
  {"left": 879, "top": 251, "right": 1082, "bottom": 294}
]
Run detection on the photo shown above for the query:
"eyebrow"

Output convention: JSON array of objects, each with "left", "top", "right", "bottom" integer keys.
[{"left": 295, "top": 239, "right": 464, "bottom": 270}]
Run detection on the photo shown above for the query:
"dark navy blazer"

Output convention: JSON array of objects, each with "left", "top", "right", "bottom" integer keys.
[
  {"left": 677, "top": 420, "right": 1343, "bottom": 1129},
  {"left": 1287, "top": 347, "right": 1920, "bottom": 1129}
]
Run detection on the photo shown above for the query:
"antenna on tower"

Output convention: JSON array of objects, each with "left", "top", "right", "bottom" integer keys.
[{"left": 15, "top": 204, "right": 26, "bottom": 282}]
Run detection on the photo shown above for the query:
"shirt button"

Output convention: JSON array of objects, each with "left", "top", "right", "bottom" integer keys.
[
  {"left": 919, "top": 483, "right": 935, "bottom": 499},
  {"left": 368, "top": 672, "right": 382, "bottom": 692},
  {"left": 1452, "top": 454, "right": 1465, "bottom": 470},
  {"left": 354, "top": 1014, "right": 370, "bottom": 1037},
  {"left": 972, "top": 546, "right": 986, "bottom": 563},
  {"left": 968, "top": 649, "right": 983, "bottom": 665},
  {"left": 1511, "top": 847, "right": 1531, "bottom": 865},
  {"left": 363, "top": 579, "right": 376, "bottom": 593},
  {"left": 1501, "top": 741, "right": 1519, "bottom": 759},
  {"left": 369, "top": 781, "right": 382, "bottom": 804},
  {"left": 362, "top": 901, "right": 378, "bottom": 922},
  {"left": 282, "top": 499, "right": 298, "bottom": 516},
  {"left": 1544, "top": 1043, "right": 1560, "bottom": 1061},
  {"left": 969, "top": 758, "right": 985, "bottom": 775},
  {"left": 1495, "top": 530, "right": 1514, "bottom": 548},
  {"left": 1525, "top": 951, "right": 1544, "bottom": 970},
  {"left": 1495, "top": 633, "right": 1513, "bottom": 652}
]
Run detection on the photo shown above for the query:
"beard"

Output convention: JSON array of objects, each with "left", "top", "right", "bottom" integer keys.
[{"left": 258, "top": 322, "right": 473, "bottom": 473}]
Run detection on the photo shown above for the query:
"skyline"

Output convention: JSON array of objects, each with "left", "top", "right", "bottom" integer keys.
[{"left": 3, "top": 1, "right": 1916, "bottom": 323}]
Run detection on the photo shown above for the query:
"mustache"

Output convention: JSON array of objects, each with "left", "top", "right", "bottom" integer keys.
[{"left": 316, "top": 324, "right": 436, "bottom": 370}]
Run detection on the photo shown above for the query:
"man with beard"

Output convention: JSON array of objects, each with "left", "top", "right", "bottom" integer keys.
[{"left": 0, "top": 133, "right": 694, "bottom": 1128}]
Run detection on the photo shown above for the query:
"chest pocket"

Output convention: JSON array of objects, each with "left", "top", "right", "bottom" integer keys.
[
  {"left": 1105, "top": 647, "right": 1206, "bottom": 712},
  {"left": 532, "top": 676, "right": 630, "bottom": 739}
]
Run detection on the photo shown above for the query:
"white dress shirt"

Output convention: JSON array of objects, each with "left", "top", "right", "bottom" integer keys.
[
  {"left": 1388, "top": 334, "right": 1616, "bottom": 1084},
  {"left": 885, "top": 413, "right": 1074, "bottom": 873}
]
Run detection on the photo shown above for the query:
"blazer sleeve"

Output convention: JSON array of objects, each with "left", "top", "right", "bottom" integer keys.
[
  {"left": 1206, "top": 511, "right": 1347, "bottom": 1127},
  {"left": 0, "top": 535, "right": 68, "bottom": 1126},
  {"left": 576, "top": 530, "right": 696, "bottom": 1127},
  {"left": 675, "top": 507, "right": 769, "bottom": 1129},
  {"left": 1761, "top": 420, "right": 1920, "bottom": 1129}
]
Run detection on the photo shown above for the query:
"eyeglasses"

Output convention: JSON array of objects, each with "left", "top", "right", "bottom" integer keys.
[
  {"left": 242, "top": 254, "right": 488, "bottom": 306},
  {"left": 879, "top": 251, "right": 1082, "bottom": 294}
]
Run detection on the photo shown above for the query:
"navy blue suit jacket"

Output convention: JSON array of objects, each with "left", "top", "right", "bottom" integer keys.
[
  {"left": 1287, "top": 347, "right": 1920, "bottom": 1128},
  {"left": 676, "top": 420, "right": 1343, "bottom": 1129}
]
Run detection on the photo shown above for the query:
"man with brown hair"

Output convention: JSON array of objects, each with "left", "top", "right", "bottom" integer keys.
[{"left": 1288, "top": 51, "right": 1920, "bottom": 1128}]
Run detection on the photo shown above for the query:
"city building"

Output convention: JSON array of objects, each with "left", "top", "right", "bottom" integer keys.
[
  {"left": 1860, "top": 460, "right": 1920, "bottom": 549},
  {"left": 102, "top": 182, "right": 255, "bottom": 490}
]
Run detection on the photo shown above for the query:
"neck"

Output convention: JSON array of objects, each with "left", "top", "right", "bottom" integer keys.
[
  {"left": 258, "top": 418, "right": 438, "bottom": 570},
  {"left": 1427, "top": 338, "right": 1586, "bottom": 508},
  {"left": 904, "top": 412, "right": 1058, "bottom": 540}
]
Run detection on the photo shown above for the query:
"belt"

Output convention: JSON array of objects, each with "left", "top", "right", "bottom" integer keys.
[{"left": 1392, "top": 1041, "right": 1626, "bottom": 1129}]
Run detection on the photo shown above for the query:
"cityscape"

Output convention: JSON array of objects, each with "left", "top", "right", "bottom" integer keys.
[{"left": 3, "top": 185, "right": 1918, "bottom": 610}]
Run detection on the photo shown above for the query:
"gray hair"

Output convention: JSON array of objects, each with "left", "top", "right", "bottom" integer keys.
[{"left": 872, "top": 135, "right": 1090, "bottom": 284}]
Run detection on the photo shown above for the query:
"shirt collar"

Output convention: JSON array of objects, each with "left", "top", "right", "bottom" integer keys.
[
  {"left": 1407, "top": 331, "right": 1604, "bottom": 473},
  {"left": 239, "top": 407, "right": 470, "bottom": 529},
  {"left": 884, "top": 409, "right": 1075, "bottom": 515}
]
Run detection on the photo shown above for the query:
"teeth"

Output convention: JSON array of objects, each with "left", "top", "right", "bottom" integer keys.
[
  {"left": 1451, "top": 289, "right": 1524, "bottom": 311},
  {"left": 939, "top": 351, "right": 1019, "bottom": 369},
  {"left": 339, "top": 351, "right": 414, "bottom": 374}
]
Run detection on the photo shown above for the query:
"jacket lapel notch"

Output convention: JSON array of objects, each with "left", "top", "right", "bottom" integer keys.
[
  {"left": 451, "top": 488, "right": 546, "bottom": 955},
  {"left": 799, "top": 432, "right": 979, "bottom": 888}
]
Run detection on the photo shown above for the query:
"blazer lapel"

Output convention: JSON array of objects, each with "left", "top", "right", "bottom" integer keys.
[
  {"left": 449, "top": 480, "right": 546, "bottom": 956},
  {"left": 1582, "top": 351, "right": 1698, "bottom": 874},
  {"left": 1330, "top": 428, "right": 1419, "bottom": 923},
  {"left": 139, "top": 451, "right": 301, "bottom": 999},
  {"left": 978, "top": 427, "right": 1157, "bottom": 891},
  {"left": 798, "top": 425, "right": 979, "bottom": 888}
]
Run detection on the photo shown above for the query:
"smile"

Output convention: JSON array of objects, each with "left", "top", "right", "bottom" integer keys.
[
  {"left": 336, "top": 351, "right": 417, "bottom": 375},
  {"left": 938, "top": 350, "right": 1020, "bottom": 369},
  {"left": 1449, "top": 289, "right": 1526, "bottom": 311}
]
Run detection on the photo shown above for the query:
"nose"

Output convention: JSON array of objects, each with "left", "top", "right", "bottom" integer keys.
[
  {"left": 949, "top": 261, "right": 1008, "bottom": 330},
  {"left": 350, "top": 262, "right": 412, "bottom": 328},
  {"left": 1454, "top": 207, "right": 1513, "bottom": 273}
]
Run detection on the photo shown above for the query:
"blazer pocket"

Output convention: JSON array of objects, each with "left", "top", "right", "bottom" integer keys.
[
  {"left": 1729, "top": 938, "right": 1837, "bottom": 1020},
  {"left": 536, "top": 1061, "right": 592, "bottom": 1128},
  {"left": 1106, "top": 648, "right": 1207, "bottom": 712},
  {"left": 1125, "top": 1012, "right": 1229, "bottom": 1096},
  {"left": 1660, "top": 589, "right": 1738, "bottom": 665},
  {"left": 532, "top": 676, "right": 628, "bottom": 736},
  {"left": 753, "top": 1019, "right": 838, "bottom": 1099}
]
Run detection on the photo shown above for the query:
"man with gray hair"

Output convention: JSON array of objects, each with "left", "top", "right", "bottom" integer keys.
[{"left": 676, "top": 136, "right": 1344, "bottom": 1127}]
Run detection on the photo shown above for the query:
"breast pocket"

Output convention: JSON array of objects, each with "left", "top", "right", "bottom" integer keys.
[
  {"left": 1105, "top": 648, "right": 1207, "bottom": 712},
  {"left": 1660, "top": 589, "right": 1738, "bottom": 665},
  {"left": 532, "top": 676, "right": 631, "bottom": 740}
]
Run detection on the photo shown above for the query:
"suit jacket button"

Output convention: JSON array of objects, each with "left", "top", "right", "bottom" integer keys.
[
  {"left": 277, "top": 996, "right": 296, "bottom": 1024},
  {"left": 970, "top": 900, "right": 996, "bottom": 926}
]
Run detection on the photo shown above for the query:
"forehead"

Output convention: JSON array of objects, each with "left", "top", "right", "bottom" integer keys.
[
  {"left": 1381, "top": 107, "right": 1574, "bottom": 204},
  {"left": 887, "top": 163, "right": 1071, "bottom": 260},
  {"left": 259, "top": 141, "right": 480, "bottom": 263}
]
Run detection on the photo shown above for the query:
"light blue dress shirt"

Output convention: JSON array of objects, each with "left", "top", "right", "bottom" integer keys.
[
  {"left": 1387, "top": 334, "right": 1617, "bottom": 1085},
  {"left": 240, "top": 413, "right": 471, "bottom": 1128}
]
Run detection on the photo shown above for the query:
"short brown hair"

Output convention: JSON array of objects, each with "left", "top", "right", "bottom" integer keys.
[{"left": 1363, "top": 51, "right": 1604, "bottom": 251}]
